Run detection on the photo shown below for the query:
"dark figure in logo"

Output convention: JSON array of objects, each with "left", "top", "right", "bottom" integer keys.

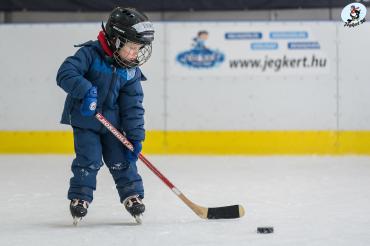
[
  {"left": 347, "top": 5, "right": 361, "bottom": 23},
  {"left": 176, "top": 30, "right": 224, "bottom": 68},
  {"left": 192, "top": 30, "right": 209, "bottom": 50}
]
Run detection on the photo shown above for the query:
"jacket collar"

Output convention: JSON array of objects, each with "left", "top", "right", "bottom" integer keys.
[{"left": 97, "top": 31, "right": 113, "bottom": 57}]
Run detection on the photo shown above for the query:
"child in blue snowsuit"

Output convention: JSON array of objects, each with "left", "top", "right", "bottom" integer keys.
[{"left": 56, "top": 7, "right": 154, "bottom": 224}]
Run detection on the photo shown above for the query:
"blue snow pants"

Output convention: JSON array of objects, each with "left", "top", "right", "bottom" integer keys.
[{"left": 68, "top": 126, "right": 144, "bottom": 203}]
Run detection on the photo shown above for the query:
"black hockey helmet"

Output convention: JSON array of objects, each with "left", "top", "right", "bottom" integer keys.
[{"left": 103, "top": 7, "right": 154, "bottom": 68}]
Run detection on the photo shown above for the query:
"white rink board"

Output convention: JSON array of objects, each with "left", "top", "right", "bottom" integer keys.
[
  {"left": 0, "top": 24, "right": 98, "bottom": 130},
  {"left": 0, "top": 23, "right": 165, "bottom": 131},
  {"left": 140, "top": 23, "right": 166, "bottom": 131},
  {"left": 167, "top": 75, "right": 337, "bottom": 130},
  {"left": 167, "top": 22, "right": 335, "bottom": 77},
  {"left": 166, "top": 22, "right": 337, "bottom": 130},
  {"left": 338, "top": 24, "right": 370, "bottom": 130},
  {"left": 0, "top": 22, "right": 369, "bottom": 131}
]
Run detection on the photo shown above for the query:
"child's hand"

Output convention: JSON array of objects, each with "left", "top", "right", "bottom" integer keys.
[
  {"left": 125, "top": 140, "right": 142, "bottom": 162},
  {"left": 80, "top": 86, "right": 97, "bottom": 116}
]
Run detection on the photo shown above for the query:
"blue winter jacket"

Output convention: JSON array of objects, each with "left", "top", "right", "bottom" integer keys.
[{"left": 56, "top": 40, "right": 146, "bottom": 141}]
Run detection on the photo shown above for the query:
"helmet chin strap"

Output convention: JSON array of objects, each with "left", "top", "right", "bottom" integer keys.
[{"left": 101, "top": 22, "right": 108, "bottom": 37}]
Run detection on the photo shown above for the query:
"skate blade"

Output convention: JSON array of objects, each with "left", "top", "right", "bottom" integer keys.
[
  {"left": 73, "top": 217, "right": 82, "bottom": 226},
  {"left": 134, "top": 215, "right": 142, "bottom": 224}
]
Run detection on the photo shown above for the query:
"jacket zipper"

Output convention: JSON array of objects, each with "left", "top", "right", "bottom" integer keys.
[{"left": 99, "top": 66, "right": 117, "bottom": 112}]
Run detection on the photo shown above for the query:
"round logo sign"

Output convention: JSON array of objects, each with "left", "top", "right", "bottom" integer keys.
[{"left": 341, "top": 3, "right": 367, "bottom": 27}]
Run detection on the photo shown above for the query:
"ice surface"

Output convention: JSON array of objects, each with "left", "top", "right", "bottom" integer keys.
[{"left": 1, "top": 155, "right": 370, "bottom": 246}]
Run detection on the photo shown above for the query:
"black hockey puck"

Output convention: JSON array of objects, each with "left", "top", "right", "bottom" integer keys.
[{"left": 257, "top": 227, "right": 274, "bottom": 234}]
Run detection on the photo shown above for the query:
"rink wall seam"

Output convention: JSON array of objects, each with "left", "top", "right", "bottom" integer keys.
[{"left": 1, "top": 130, "right": 370, "bottom": 155}]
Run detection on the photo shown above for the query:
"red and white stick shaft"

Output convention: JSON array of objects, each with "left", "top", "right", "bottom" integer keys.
[{"left": 95, "top": 113, "right": 182, "bottom": 196}]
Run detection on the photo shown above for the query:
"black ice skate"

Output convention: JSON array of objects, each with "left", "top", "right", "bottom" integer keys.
[
  {"left": 70, "top": 199, "right": 89, "bottom": 226},
  {"left": 123, "top": 195, "right": 145, "bottom": 224}
]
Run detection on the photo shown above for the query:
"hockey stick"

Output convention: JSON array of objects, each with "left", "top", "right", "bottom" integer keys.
[{"left": 95, "top": 112, "right": 245, "bottom": 219}]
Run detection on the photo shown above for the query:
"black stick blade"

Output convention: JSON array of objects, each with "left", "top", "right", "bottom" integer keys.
[{"left": 207, "top": 205, "right": 245, "bottom": 219}]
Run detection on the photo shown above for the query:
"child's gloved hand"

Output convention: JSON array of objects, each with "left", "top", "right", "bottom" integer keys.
[
  {"left": 80, "top": 86, "right": 97, "bottom": 116},
  {"left": 125, "top": 140, "right": 142, "bottom": 162}
]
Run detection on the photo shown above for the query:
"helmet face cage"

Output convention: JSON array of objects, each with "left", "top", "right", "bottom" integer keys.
[
  {"left": 104, "top": 7, "right": 154, "bottom": 69},
  {"left": 112, "top": 37, "right": 152, "bottom": 68}
]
